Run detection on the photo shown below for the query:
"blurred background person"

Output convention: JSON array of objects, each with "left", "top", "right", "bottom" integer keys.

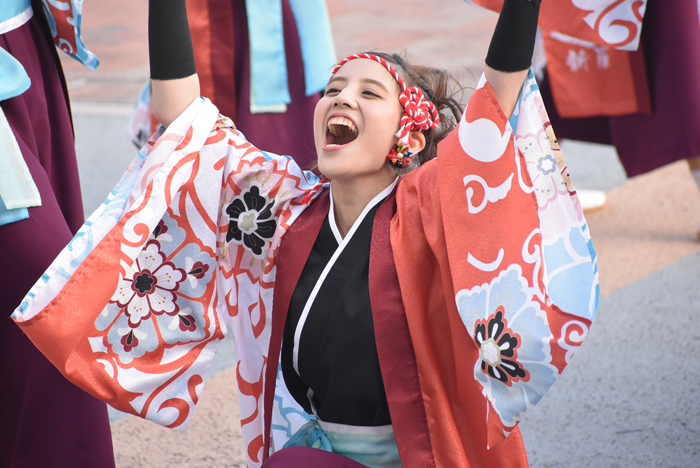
[
  {"left": 0, "top": 0, "right": 115, "bottom": 466},
  {"left": 129, "top": 0, "right": 336, "bottom": 172},
  {"left": 536, "top": 0, "right": 700, "bottom": 236}
]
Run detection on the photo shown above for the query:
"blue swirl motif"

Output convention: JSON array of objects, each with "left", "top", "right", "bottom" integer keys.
[
  {"left": 543, "top": 223, "right": 599, "bottom": 321},
  {"left": 32, "top": 219, "right": 96, "bottom": 287},
  {"left": 38, "top": 147, "right": 152, "bottom": 292},
  {"left": 100, "top": 149, "right": 150, "bottom": 222},
  {"left": 456, "top": 265, "right": 559, "bottom": 427},
  {"left": 272, "top": 364, "right": 312, "bottom": 441},
  {"left": 67, "top": 222, "right": 94, "bottom": 269},
  {"left": 16, "top": 292, "right": 36, "bottom": 316}
]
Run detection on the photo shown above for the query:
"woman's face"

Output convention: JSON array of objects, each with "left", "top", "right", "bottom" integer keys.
[{"left": 314, "top": 58, "right": 404, "bottom": 183}]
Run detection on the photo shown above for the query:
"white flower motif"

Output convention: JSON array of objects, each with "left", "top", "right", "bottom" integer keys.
[
  {"left": 456, "top": 265, "right": 559, "bottom": 428},
  {"left": 536, "top": 154, "right": 557, "bottom": 176},
  {"left": 516, "top": 120, "right": 583, "bottom": 243},
  {"left": 225, "top": 184, "right": 277, "bottom": 257},
  {"left": 110, "top": 240, "right": 186, "bottom": 327}
]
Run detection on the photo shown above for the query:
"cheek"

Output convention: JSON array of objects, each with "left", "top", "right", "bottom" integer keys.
[
  {"left": 365, "top": 109, "right": 400, "bottom": 149},
  {"left": 313, "top": 100, "right": 330, "bottom": 139},
  {"left": 358, "top": 128, "right": 394, "bottom": 169}
]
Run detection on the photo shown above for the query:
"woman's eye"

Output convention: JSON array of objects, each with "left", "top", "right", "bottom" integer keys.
[
  {"left": 324, "top": 88, "right": 340, "bottom": 95},
  {"left": 362, "top": 90, "right": 380, "bottom": 98}
]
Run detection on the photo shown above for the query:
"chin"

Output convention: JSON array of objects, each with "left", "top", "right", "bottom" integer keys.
[
  {"left": 316, "top": 159, "right": 346, "bottom": 180},
  {"left": 317, "top": 143, "right": 394, "bottom": 181},
  {"left": 316, "top": 147, "right": 351, "bottom": 176}
]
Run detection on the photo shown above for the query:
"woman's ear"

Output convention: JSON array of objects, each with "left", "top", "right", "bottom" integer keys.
[{"left": 408, "top": 130, "right": 426, "bottom": 155}]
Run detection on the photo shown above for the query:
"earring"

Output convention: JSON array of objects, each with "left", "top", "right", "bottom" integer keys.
[{"left": 387, "top": 141, "right": 414, "bottom": 168}]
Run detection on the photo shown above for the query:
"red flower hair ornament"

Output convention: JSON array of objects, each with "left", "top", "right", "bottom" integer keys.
[{"left": 331, "top": 53, "right": 441, "bottom": 168}]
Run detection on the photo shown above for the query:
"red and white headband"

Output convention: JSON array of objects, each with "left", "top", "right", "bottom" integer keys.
[{"left": 330, "top": 53, "right": 440, "bottom": 149}]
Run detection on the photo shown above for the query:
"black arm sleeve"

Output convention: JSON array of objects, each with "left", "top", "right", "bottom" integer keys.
[
  {"left": 148, "top": 0, "right": 197, "bottom": 80},
  {"left": 485, "top": 0, "right": 541, "bottom": 73}
]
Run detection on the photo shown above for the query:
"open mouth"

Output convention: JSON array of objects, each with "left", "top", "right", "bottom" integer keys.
[{"left": 325, "top": 116, "right": 358, "bottom": 147}]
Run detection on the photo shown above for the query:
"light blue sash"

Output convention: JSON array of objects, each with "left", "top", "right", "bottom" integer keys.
[
  {"left": 246, "top": 0, "right": 289, "bottom": 109},
  {"left": 283, "top": 419, "right": 402, "bottom": 468},
  {"left": 0, "top": 0, "right": 31, "bottom": 27},
  {"left": 0, "top": 108, "right": 41, "bottom": 225},
  {"left": 0, "top": 0, "right": 32, "bottom": 101},
  {"left": 288, "top": 0, "right": 336, "bottom": 97},
  {"left": 0, "top": 47, "right": 31, "bottom": 102},
  {"left": 245, "top": 0, "right": 336, "bottom": 110}
]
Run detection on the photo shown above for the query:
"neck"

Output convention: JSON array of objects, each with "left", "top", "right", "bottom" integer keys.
[{"left": 330, "top": 175, "right": 396, "bottom": 238}]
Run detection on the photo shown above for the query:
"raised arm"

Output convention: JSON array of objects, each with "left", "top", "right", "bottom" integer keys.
[
  {"left": 149, "top": 0, "right": 200, "bottom": 127},
  {"left": 483, "top": 0, "right": 541, "bottom": 117}
]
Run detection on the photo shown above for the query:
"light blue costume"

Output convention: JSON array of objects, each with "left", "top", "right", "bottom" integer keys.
[{"left": 246, "top": 0, "right": 336, "bottom": 110}]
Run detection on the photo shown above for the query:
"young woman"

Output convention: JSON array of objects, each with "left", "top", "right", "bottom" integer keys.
[{"left": 12, "top": 0, "right": 599, "bottom": 466}]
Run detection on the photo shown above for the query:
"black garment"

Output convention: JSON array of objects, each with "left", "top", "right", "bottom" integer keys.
[
  {"left": 281, "top": 203, "right": 391, "bottom": 427},
  {"left": 485, "top": 0, "right": 541, "bottom": 72},
  {"left": 148, "top": 0, "right": 197, "bottom": 80}
]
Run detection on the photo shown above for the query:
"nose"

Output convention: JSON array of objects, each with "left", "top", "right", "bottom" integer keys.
[{"left": 332, "top": 89, "right": 354, "bottom": 108}]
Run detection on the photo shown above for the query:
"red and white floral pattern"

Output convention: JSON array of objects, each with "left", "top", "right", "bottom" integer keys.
[{"left": 111, "top": 240, "right": 186, "bottom": 327}]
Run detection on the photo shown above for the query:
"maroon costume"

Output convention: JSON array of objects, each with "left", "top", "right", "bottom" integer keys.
[{"left": 0, "top": 3, "right": 115, "bottom": 467}]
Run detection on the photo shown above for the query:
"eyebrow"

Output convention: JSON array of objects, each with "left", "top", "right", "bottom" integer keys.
[{"left": 327, "top": 76, "right": 391, "bottom": 93}]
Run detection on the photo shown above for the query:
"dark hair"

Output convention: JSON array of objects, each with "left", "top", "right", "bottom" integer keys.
[{"left": 367, "top": 51, "right": 466, "bottom": 169}]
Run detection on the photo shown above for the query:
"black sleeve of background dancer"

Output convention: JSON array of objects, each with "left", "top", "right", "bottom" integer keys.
[
  {"left": 485, "top": 0, "right": 541, "bottom": 73},
  {"left": 148, "top": 0, "right": 197, "bottom": 80}
]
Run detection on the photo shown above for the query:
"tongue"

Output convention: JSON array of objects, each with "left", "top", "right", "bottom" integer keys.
[
  {"left": 330, "top": 125, "right": 355, "bottom": 146},
  {"left": 326, "top": 130, "right": 339, "bottom": 145}
]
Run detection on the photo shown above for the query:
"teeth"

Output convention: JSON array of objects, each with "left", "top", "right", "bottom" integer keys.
[{"left": 327, "top": 116, "right": 357, "bottom": 135}]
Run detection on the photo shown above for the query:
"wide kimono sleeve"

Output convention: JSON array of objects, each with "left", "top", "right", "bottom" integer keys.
[
  {"left": 11, "top": 98, "right": 325, "bottom": 452},
  {"left": 392, "top": 71, "right": 599, "bottom": 460}
]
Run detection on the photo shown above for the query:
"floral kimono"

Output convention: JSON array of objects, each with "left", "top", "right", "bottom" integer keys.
[{"left": 12, "top": 71, "right": 598, "bottom": 467}]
